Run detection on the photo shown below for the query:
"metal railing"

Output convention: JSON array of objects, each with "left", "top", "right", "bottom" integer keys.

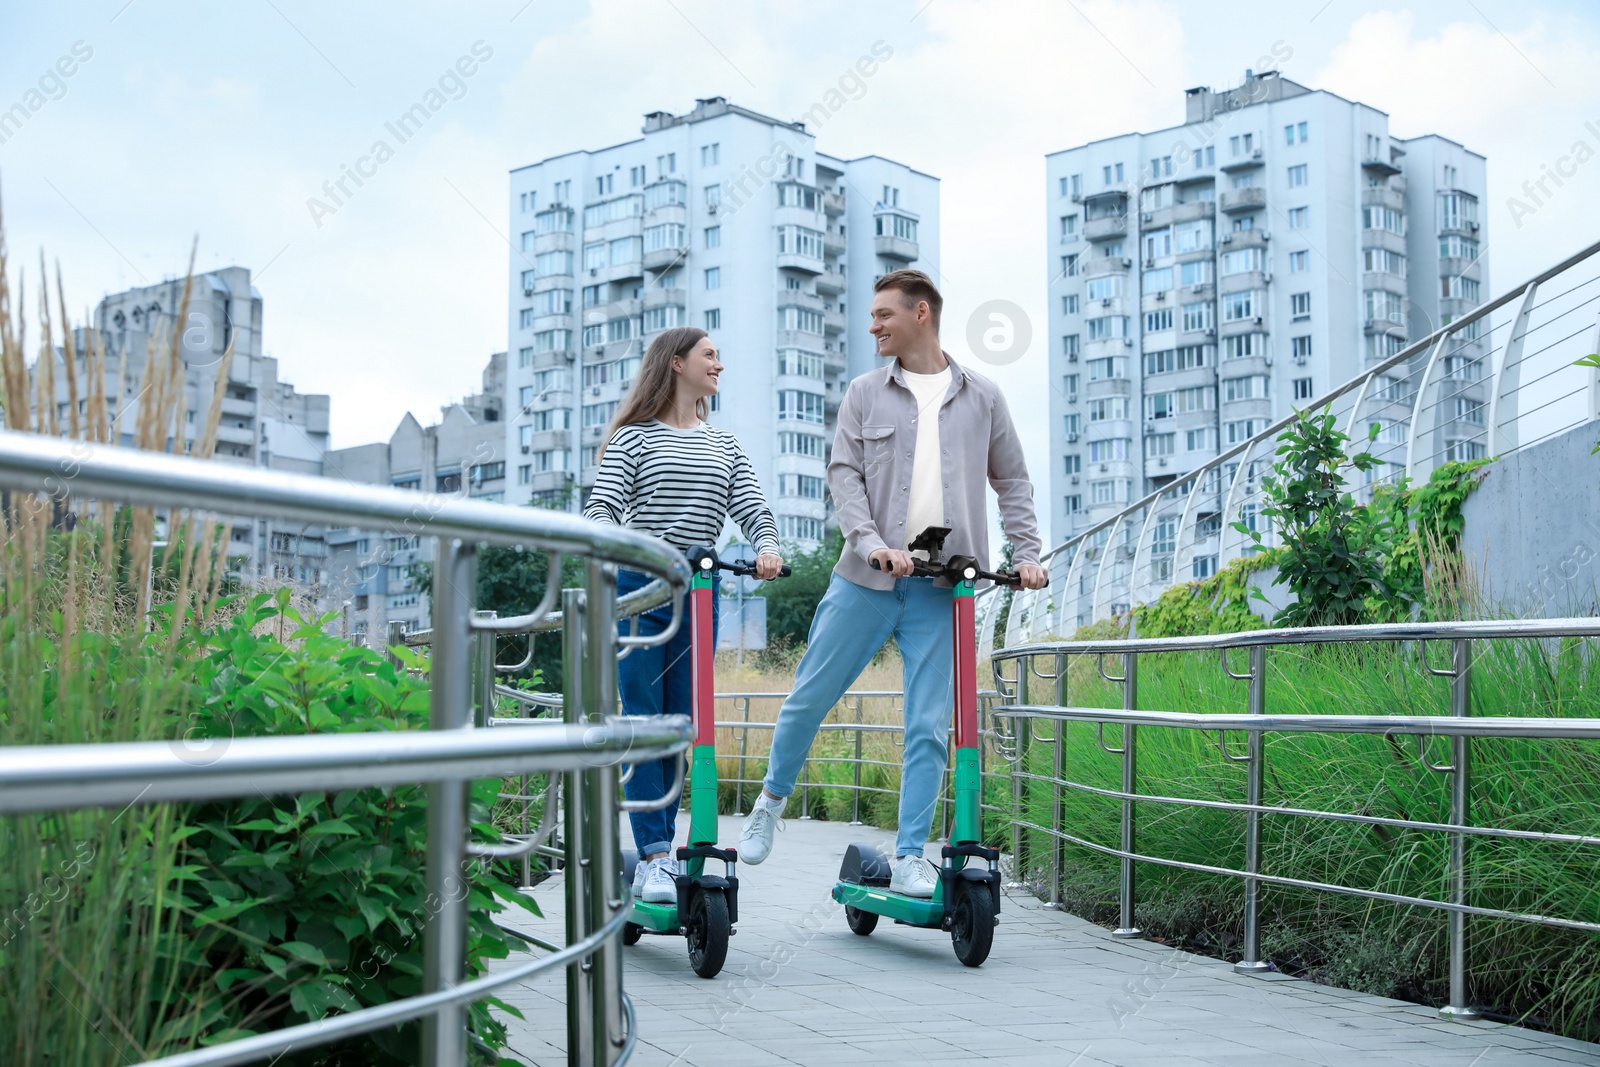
[
  {"left": 990, "top": 238, "right": 1600, "bottom": 641},
  {"left": 989, "top": 617, "right": 1600, "bottom": 1020},
  {"left": 0, "top": 429, "right": 694, "bottom": 1067}
]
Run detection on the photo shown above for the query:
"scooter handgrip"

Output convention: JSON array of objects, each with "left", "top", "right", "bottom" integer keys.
[{"left": 778, "top": 565, "right": 792, "bottom": 577}]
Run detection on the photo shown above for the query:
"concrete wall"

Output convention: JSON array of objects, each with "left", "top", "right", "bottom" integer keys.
[{"left": 1459, "top": 421, "right": 1600, "bottom": 617}]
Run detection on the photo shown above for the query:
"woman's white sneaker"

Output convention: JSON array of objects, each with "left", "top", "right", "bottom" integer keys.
[
  {"left": 738, "top": 796, "right": 785, "bottom": 865},
  {"left": 641, "top": 857, "right": 679, "bottom": 904},
  {"left": 889, "top": 855, "right": 939, "bottom": 898}
]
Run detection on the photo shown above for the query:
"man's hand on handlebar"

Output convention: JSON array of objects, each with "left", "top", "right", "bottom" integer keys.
[
  {"left": 1016, "top": 563, "right": 1048, "bottom": 590},
  {"left": 869, "top": 548, "right": 917, "bottom": 577},
  {"left": 754, "top": 552, "right": 785, "bottom": 580}
]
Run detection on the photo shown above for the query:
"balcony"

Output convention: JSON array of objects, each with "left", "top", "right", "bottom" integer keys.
[
  {"left": 874, "top": 234, "right": 918, "bottom": 262},
  {"left": 1362, "top": 156, "right": 1402, "bottom": 178},
  {"left": 643, "top": 287, "right": 686, "bottom": 312},
  {"left": 782, "top": 290, "right": 827, "bottom": 314},
  {"left": 643, "top": 244, "right": 689, "bottom": 272},
  {"left": 823, "top": 230, "right": 846, "bottom": 257},
  {"left": 1171, "top": 200, "right": 1216, "bottom": 224},
  {"left": 1219, "top": 187, "right": 1267, "bottom": 214},
  {"left": 823, "top": 190, "right": 846, "bottom": 216},
  {"left": 1084, "top": 215, "right": 1128, "bottom": 242},
  {"left": 1364, "top": 316, "right": 1408, "bottom": 336},
  {"left": 534, "top": 230, "right": 574, "bottom": 253},
  {"left": 1084, "top": 255, "right": 1131, "bottom": 277},
  {"left": 816, "top": 268, "right": 846, "bottom": 295},
  {"left": 1219, "top": 150, "right": 1265, "bottom": 173},
  {"left": 220, "top": 396, "right": 255, "bottom": 418},
  {"left": 777, "top": 251, "right": 824, "bottom": 275},
  {"left": 1216, "top": 228, "right": 1268, "bottom": 250},
  {"left": 824, "top": 309, "right": 846, "bottom": 334},
  {"left": 1361, "top": 185, "right": 1406, "bottom": 215},
  {"left": 215, "top": 422, "right": 255, "bottom": 446}
]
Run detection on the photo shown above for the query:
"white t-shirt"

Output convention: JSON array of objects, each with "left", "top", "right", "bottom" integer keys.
[{"left": 900, "top": 365, "right": 952, "bottom": 553}]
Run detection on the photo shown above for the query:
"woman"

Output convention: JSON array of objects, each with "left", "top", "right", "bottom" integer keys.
[{"left": 583, "top": 325, "right": 784, "bottom": 904}]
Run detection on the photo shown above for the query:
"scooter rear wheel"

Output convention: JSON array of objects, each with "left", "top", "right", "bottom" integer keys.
[
  {"left": 622, "top": 922, "right": 642, "bottom": 946},
  {"left": 950, "top": 883, "right": 995, "bottom": 968},
  {"left": 844, "top": 905, "right": 879, "bottom": 936},
  {"left": 685, "top": 888, "right": 730, "bottom": 978}
]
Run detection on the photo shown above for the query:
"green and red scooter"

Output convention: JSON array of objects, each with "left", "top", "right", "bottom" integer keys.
[
  {"left": 832, "top": 525, "right": 1020, "bottom": 968},
  {"left": 620, "top": 546, "right": 788, "bottom": 978}
]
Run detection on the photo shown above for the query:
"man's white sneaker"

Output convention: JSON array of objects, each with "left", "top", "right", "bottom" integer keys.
[
  {"left": 889, "top": 855, "right": 939, "bottom": 898},
  {"left": 640, "top": 856, "right": 679, "bottom": 904},
  {"left": 738, "top": 799, "right": 785, "bottom": 865}
]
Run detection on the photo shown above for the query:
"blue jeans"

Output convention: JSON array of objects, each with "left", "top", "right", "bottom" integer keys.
[
  {"left": 763, "top": 573, "right": 954, "bottom": 857},
  {"left": 616, "top": 568, "right": 719, "bottom": 857}
]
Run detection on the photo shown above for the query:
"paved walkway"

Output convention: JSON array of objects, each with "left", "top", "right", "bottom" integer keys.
[{"left": 493, "top": 816, "right": 1598, "bottom": 1067}]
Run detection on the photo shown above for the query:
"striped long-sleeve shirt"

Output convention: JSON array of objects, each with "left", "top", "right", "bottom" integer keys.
[{"left": 583, "top": 420, "right": 781, "bottom": 558}]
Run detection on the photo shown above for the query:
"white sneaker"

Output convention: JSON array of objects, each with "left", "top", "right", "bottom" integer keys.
[
  {"left": 641, "top": 856, "right": 679, "bottom": 904},
  {"left": 889, "top": 855, "right": 939, "bottom": 898},
  {"left": 630, "top": 858, "right": 646, "bottom": 901},
  {"left": 738, "top": 797, "right": 785, "bottom": 865}
]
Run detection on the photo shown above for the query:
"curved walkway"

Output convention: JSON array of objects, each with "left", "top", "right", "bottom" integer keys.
[{"left": 493, "top": 816, "right": 1598, "bottom": 1066}]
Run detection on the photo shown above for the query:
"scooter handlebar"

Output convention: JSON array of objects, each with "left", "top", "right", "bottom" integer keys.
[
  {"left": 869, "top": 554, "right": 1022, "bottom": 587},
  {"left": 685, "top": 546, "right": 791, "bottom": 579}
]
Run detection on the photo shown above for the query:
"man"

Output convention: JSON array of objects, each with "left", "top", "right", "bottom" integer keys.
[{"left": 740, "top": 269, "right": 1046, "bottom": 896}]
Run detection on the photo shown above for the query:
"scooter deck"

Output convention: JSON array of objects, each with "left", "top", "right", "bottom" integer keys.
[
  {"left": 629, "top": 899, "right": 680, "bottom": 933},
  {"left": 831, "top": 880, "right": 944, "bottom": 927}
]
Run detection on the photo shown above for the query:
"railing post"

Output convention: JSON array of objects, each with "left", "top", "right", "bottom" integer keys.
[
  {"left": 1441, "top": 638, "right": 1479, "bottom": 1020},
  {"left": 1048, "top": 653, "right": 1066, "bottom": 911},
  {"left": 422, "top": 537, "right": 475, "bottom": 1067},
  {"left": 583, "top": 560, "right": 626, "bottom": 1063},
  {"left": 850, "top": 695, "right": 864, "bottom": 825},
  {"left": 1234, "top": 645, "right": 1271, "bottom": 972},
  {"left": 732, "top": 697, "right": 748, "bottom": 816},
  {"left": 561, "top": 586, "right": 593, "bottom": 1067},
  {"left": 1112, "top": 650, "right": 1141, "bottom": 939},
  {"left": 472, "top": 610, "right": 497, "bottom": 729},
  {"left": 1006, "top": 664, "right": 1030, "bottom": 890}
]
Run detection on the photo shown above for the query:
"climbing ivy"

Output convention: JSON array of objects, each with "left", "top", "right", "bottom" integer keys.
[{"left": 1133, "top": 550, "right": 1282, "bottom": 638}]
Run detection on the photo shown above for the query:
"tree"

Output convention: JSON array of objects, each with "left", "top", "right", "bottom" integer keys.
[{"left": 762, "top": 531, "right": 843, "bottom": 648}]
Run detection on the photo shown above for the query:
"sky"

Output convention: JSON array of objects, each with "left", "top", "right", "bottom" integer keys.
[{"left": 2, "top": 0, "right": 1598, "bottom": 543}]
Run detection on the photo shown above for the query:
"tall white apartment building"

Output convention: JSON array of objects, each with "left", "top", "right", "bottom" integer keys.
[
  {"left": 506, "top": 96, "right": 939, "bottom": 545},
  {"left": 1045, "top": 71, "right": 1488, "bottom": 561}
]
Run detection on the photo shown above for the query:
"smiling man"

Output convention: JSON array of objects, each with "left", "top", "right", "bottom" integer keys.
[{"left": 739, "top": 269, "right": 1046, "bottom": 896}]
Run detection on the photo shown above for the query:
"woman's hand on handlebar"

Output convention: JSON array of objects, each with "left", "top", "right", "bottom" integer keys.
[
  {"left": 754, "top": 552, "right": 785, "bottom": 580},
  {"left": 1016, "top": 563, "right": 1048, "bottom": 590},
  {"left": 869, "top": 548, "right": 917, "bottom": 577}
]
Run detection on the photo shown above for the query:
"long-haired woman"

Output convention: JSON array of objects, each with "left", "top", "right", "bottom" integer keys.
[{"left": 583, "top": 325, "right": 783, "bottom": 904}]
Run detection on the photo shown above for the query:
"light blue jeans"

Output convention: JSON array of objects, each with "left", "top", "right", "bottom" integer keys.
[{"left": 763, "top": 573, "right": 954, "bottom": 857}]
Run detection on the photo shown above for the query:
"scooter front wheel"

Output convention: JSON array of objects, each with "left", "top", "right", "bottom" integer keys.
[
  {"left": 950, "top": 883, "right": 995, "bottom": 968},
  {"left": 845, "top": 905, "right": 879, "bottom": 936},
  {"left": 622, "top": 921, "right": 642, "bottom": 946},
  {"left": 685, "top": 888, "right": 730, "bottom": 978}
]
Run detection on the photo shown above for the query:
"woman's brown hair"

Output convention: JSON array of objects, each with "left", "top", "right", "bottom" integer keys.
[{"left": 600, "top": 326, "right": 709, "bottom": 457}]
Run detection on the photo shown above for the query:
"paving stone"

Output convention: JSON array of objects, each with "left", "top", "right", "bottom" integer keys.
[{"left": 488, "top": 814, "right": 1595, "bottom": 1065}]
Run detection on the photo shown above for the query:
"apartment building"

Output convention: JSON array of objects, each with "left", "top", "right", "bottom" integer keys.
[
  {"left": 505, "top": 96, "right": 939, "bottom": 546},
  {"left": 322, "top": 353, "right": 507, "bottom": 642},
  {"left": 34, "top": 267, "right": 333, "bottom": 584},
  {"left": 1045, "top": 71, "right": 1488, "bottom": 577}
]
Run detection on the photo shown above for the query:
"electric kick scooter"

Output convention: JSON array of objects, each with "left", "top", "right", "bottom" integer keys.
[
  {"left": 620, "top": 546, "right": 789, "bottom": 978},
  {"left": 831, "top": 525, "right": 1020, "bottom": 968}
]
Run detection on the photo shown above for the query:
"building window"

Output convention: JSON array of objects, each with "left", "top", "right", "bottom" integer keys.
[
  {"left": 1440, "top": 234, "right": 1480, "bottom": 260},
  {"left": 704, "top": 183, "right": 721, "bottom": 209},
  {"left": 1145, "top": 309, "right": 1173, "bottom": 333},
  {"left": 778, "top": 390, "right": 825, "bottom": 424},
  {"left": 1364, "top": 289, "right": 1406, "bottom": 326},
  {"left": 644, "top": 222, "right": 686, "bottom": 252},
  {"left": 519, "top": 308, "right": 534, "bottom": 328},
  {"left": 779, "top": 473, "right": 826, "bottom": 499},
  {"left": 518, "top": 346, "right": 533, "bottom": 368},
  {"left": 1144, "top": 349, "right": 1175, "bottom": 375},
  {"left": 1225, "top": 419, "right": 1263, "bottom": 444},
  {"left": 1063, "top": 334, "right": 1080, "bottom": 358},
  {"left": 1062, "top": 294, "right": 1079, "bottom": 315},
  {"left": 1086, "top": 356, "right": 1126, "bottom": 381},
  {"left": 1220, "top": 248, "right": 1265, "bottom": 276},
  {"left": 1185, "top": 427, "right": 1215, "bottom": 451},
  {"left": 1290, "top": 292, "right": 1311, "bottom": 318},
  {"left": 1087, "top": 397, "right": 1130, "bottom": 421},
  {"left": 780, "top": 516, "right": 825, "bottom": 542},
  {"left": 1291, "top": 336, "right": 1312, "bottom": 360},
  {"left": 1443, "top": 276, "right": 1481, "bottom": 302},
  {"left": 1177, "top": 344, "right": 1210, "bottom": 369},
  {"left": 1145, "top": 433, "right": 1176, "bottom": 459},
  {"left": 658, "top": 153, "right": 676, "bottom": 176},
  {"left": 704, "top": 267, "right": 721, "bottom": 290},
  {"left": 704, "top": 308, "right": 721, "bottom": 330},
  {"left": 1437, "top": 191, "right": 1479, "bottom": 231},
  {"left": 1062, "top": 253, "right": 1079, "bottom": 277},
  {"left": 701, "top": 142, "right": 720, "bottom": 166},
  {"left": 1223, "top": 333, "right": 1266, "bottom": 360},
  {"left": 1287, "top": 207, "right": 1309, "bottom": 229},
  {"left": 1287, "top": 164, "right": 1307, "bottom": 187},
  {"left": 1061, "top": 214, "right": 1078, "bottom": 239},
  {"left": 1222, "top": 291, "right": 1260, "bottom": 322},
  {"left": 1063, "top": 414, "right": 1081, "bottom": 436},
  {"left": 777, "top": 225, "right": 825, "bottom": 259},
  {"left": 1223, "top": 375, "right": 1268, "bottom": 402},
  {"left": 1064, "top": 453, "right": 1081, "bottom": 475},
  {"left": 705, "top": 225, "right": 721, "bottom": 249},
  {"left": 1087, "top": 276, "right": 1122, "bottom": 302},
  {"left": 1142, "top": 267, "right": 1174, "bottom": 294},
  {"left": 1288, "top": 250, "right": 1310, "bottom": 273},
  {"left": 1064, "top": 494, "right": 1083, "bottom": 514},
  {"left": 533, "top": 329, "right": 571, "bottom": 353},
  {"left": 778, "top": 431, "right": 824, "bottom": 457},
  {"left": 1090, "top": 479, "right": 1131, "bottom": 504},
  {"left": 1180, "top": 260, "right": 1212, "bottom": 287},
  {"left": 1086, "top": 316, "right": 1128, "bottom": 341},
  {"left": 781, "top": 306, "right": 824, "bottom": 334},
  {"left": 1088, "top": 438, "right": 1129, "bottom": 462},
  {"left": 630, "top": 165, "right": 645, "bottom": 187},
  {"left": 1363, "top": 248, "right": 1407, "bottom": 277},
  {"left": 534, "top": 288, "right": 572, "bottom": 316},
  {"left": 1454, "top": 397, "right": 1485, "bottom": 424},
  {"left": 1363, "top": 205, "right": 1406, "bottom": 235},
  {"left": 1181, "top": 302, "right": 1212, "bottom": 332},
  {"left": 1293, "top": 377, "right": 1314, "bottom": 400}
]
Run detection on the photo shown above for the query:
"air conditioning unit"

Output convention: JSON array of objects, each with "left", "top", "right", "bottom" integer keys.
[
  {"left": 1158, "top": 457, "right": 1169, "bottom": 466},
  {"left": 1220, "top": 234, "right": 1233, "bottom": 245},
  {"left": 1141, "top": 212, "right": 1154, "bottom": 223},
  {"left": 1101, "top": 298, "right": 1113, "bottom": 307},
  {"left": 1264, "top": 358, "right": 1273, "bottom": 367},
  {"left": 1468, "top": 221, "right": 1480, "bottom": 232},
  {"left": 1204, "top": 328, "right": 1216, "bottom": 337},
  {"left": 1066, "top": 394, "right": 1078, "bottom": 404},
  {"left": 1192, "top": 285, "right": 1206, "bottom": 293},
  {"left": 589, "top": 268, "right": 599, "bottom": 276},
  {"left": 1070, "top": 475, "right": 1080, "bottom": 485},
  {"left": 520, "top": 446, "right": 530, "bottom": 454},
  {"left": 1070, "top": 192, "right": 1083, "bottom": 203},
  {"left": 1155, "top": 291, "right": 1166, "bottom": 301},
  {"left": 1122, "top": 338, "right": 1133, "bottom": 347},
  {"left": 1252, "top": 316, "right": 1263, "bottom": 325},
  {"left": 589, "top": 386, "right": 601, "bottom": 396},
  {"left": 1260, "top": 231, "right": 1270, "bottom": 241},
  {"left": 1252, "top": 148, "right": 1263, "bottom": 160},
  {"left": 523, "top": 287, "right": 534, "bottom": 297},
  {"left": 1099, "top": 463, "right": 1110, "bottom": 472},
  {"left": 708, "top": 203, "right": 719, "bottom": 214},
  {"left": 1293, "top": 355, "right": 1308, "bottom": 366},
  {"left": 1066, "top": 432, "right": 1079, "bottom": 442},
  {"left": 1067, "top": 353, "right": 1078, "bottom": 363}
]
